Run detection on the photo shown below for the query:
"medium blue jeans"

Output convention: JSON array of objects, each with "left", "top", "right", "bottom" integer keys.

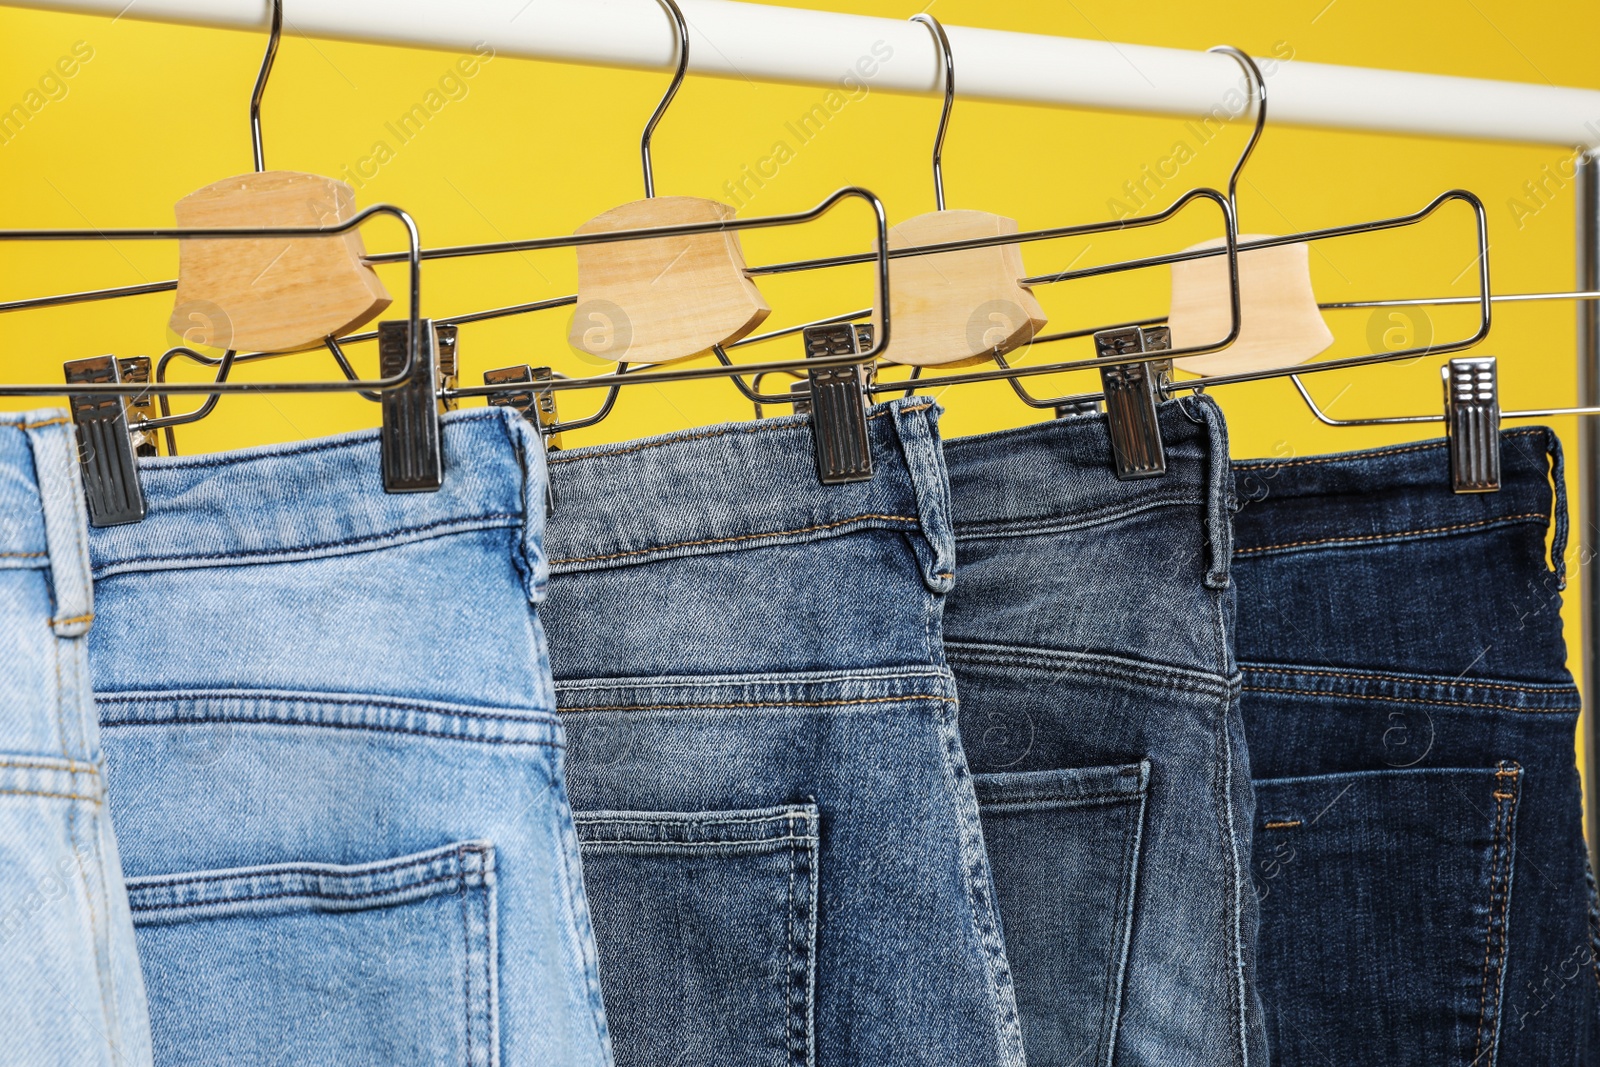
[
  {"left": 1234, "top": 428, "right": 1599, "bottom": 1065},
  {"left": 540, "top": 398, "right": 1027, "bottom": 1067},
  {"left": 941, "top": 397, "right": 1266, "bottom": 1067},
  {"left": 0, "top": 412, "right": 152, "bottom": 1067},
  {"left": 85, "top": 409, "right": 612, "bottom": 1067}
]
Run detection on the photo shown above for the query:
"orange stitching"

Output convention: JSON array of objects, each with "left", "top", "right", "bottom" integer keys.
[
  {"left": 1244, "top": 665, "right": 1570, "bottom": 696},
  {"left": 1234, "top": 513, "right": 1547, "bottom": 557},
  {"left": 1474, "top": 763, "right": 1520, "bottom": 1065},
  {"left": 22, "top": 416, "right": 72, "bottom": 430},
  {"left": 551, "top": 514, "right": 920, "bottom": 566},
  {"left": 548, "top": 405, "right": 901, "bottom": 466},
  {"left": 1233, "top": 429, "right": 1545, "bottom": 470},
  {"left": 0, "top": 551, "right": 48, "bottom": 558},
  {"left": 1263, "top": 820, "right": 1301, "bottom": 830},
  {"left": 0, "top": 787, "right": 99, "bottom": 803},
  {"left": 1240, "top": 685, "right": 1569, "bottom": 715},
  {"left": 49, "top": 613, "right": 94, "bottom": 628},
  {"left": 0, "top": 757, "right": 97, "bottom": 773},
  {"left": 561, "top": 693, "right": 958, "bottom": 713}
]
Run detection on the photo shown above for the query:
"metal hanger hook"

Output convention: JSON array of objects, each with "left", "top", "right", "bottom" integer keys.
[
  {"left": 911, "top": 13, "right": 955, "bottom": 212},
  {"left": 640, "top": 0, "right": 690, "bottom": 198},
  {"left": 249, "top": 0, "right": 283, "bottom": 173},
  {"left": 1207, "top": 45, "right": 1268, "bottom": 220}
]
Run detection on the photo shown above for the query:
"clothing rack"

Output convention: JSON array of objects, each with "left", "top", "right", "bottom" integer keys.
[{"left": 9, "top": 0, "right": 1600, "bottom": 861}]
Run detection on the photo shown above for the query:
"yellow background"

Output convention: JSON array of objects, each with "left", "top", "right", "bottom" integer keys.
[{"left": 1, "top": 1, "right": 1596, "bottom": 782}]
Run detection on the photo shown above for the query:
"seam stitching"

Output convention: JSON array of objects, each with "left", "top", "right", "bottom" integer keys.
[
  {"left": 1234, "top": 513, "right": 1547, "bottom": 556},
  {"left": 1241, "top": 684, "right": 1573, "bottom": 714},
  {"left": 559, "top": 694, "right": 957, "bottom": 712},
  {"left": 1240, "top": 665, "right": 1576, "bottom": 696},
  {"left": 549, "top": 513, "right": 920, "bottom": 566}
]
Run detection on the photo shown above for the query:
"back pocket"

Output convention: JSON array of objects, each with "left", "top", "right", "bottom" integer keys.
[
  {"left": 574, "top": 804, "right": 818, "bottom": 1067},
  {"left": 126, "top": 841, "right": 496, "bottom": 1067},
  {"left": 973, "top": 759, "right": 1150, "bottom": 1067},
  {"left": 1253, "top": 763, "right": 1522, "bottom": 1067}
]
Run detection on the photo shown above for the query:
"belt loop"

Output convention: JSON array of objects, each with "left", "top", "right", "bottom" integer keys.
[
  {"left": 499, "top": 409, "right": 550, "bottom": 606},
  {"left": 1547, "top": 427, "right": 1570, "bottom": 589},
  {"left": 26, "top": 414, "right": 95, "bottom": 638},
  {"left": 1188, "top": 395, "right": 1235, "bottom": 591},
  {"left": 889, "top": 398, "right": 957, "bottom": 595}
]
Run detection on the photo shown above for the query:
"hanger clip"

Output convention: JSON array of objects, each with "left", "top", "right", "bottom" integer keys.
[
  {"left": 1095, "top": 325, "right": 1171, "bottom": 480},
  {"left": 1054, "top": 398, "right": 1102, "bottom": 420},
  {"left": 803, "top": 322, "right": 875, "bottom": 485},
  {"left": 1443, "top": 356, "right": 1500, "bottom": 494},
  {"left": 116, "top": 356, "right": 161, "bottom": 457},
  {"left": 485, "top": 364, "right": 564, "bottom": 448},
  {"left": 63, "top": 355, "right": 147, "bottom": 527},
  {"left": 378, "top": 319, "right": 443, "bottom": 493},
  {"left": 435, "top": 324, "right": 460, "bottom": 413}
]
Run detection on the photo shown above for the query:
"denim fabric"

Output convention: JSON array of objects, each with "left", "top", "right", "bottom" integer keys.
[
  {"left": 0, "top": 412, "right": 152, "bottom": 1067},
  {"left": 1233, "top": 428, "right": 1599, "bottom": 1066},
  {"left": 83, "top": 409, "right": 611, "bottom": 1067},
  {"left": 941, "top": 397, "right": 1267, "bottom": 1067},
  {"left": 540, "top": 398, "right": 1026, "bottom": 1067}
]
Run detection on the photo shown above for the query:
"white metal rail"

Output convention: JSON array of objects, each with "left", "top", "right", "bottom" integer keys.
[{"left": 5, "top": 0, "right": 1600, "bottom": 148}]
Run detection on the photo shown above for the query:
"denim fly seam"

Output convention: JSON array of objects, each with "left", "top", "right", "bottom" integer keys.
[
  {"left": 84, "top": 407, "right": 611, "bottom": 1067},
  {"left": 940, "top": 395, "right": 1266, "bottom": 1067},
  {"left": 1233, "top": 427, "right": 1595, "bottom": 1067},
  {"left": 541, "top": 397, "right": 1026, "bottom": 1067},
  {"left": 0, "top": 411, "right": 153, "bottom": 1067}
]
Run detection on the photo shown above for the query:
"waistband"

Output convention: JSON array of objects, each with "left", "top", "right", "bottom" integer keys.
[
  {"left": 1232, "top": 427, "right": 1566, "bottom": 584},
  {"left": 87, "top": 407, "right": 550, "bottom": 602},
  {"left": 543, "top": 397, "right": 956, "bottom": 592},
  {"left": 0, "top": 411, "right": 94, "bottom": 637},
  {"left": 941, "top": 395, "right": 1234, "bottom": 589}
]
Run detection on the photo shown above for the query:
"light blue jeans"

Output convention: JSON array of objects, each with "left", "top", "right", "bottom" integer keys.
[
  {"left": 85, "top": 409, "right": 612, "bottom": 1067},
  {"left": 0, "top": 411, "right": 152, "bottom": 1067}
]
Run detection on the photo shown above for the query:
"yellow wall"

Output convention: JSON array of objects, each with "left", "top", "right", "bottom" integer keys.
[{"left": 2, "top": 0, "right": 1597, "bottom": 768}]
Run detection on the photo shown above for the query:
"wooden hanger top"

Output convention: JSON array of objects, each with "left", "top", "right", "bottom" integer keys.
[
  {"left": 568, "top": 0, "right": 769, "bottom": 366},
  {"left": 169, "top": 0, "right": 388, "bottom": 354},
  {"left": 881, "top": 15, "right": 1045, "bottom": 368}
]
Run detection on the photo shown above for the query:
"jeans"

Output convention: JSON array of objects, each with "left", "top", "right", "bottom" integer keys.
[
  {"left": 0, "top": 412, "right": 152, "bottom": 1067},
  {"left": 1233, "top": 428, "right": 1599, "bottom": 1065},
  {"left": 941, "top": 397, "right": 1266, "bottom": 1067},
  {"left": 540, "top": 398, "right": 1026, "bottom": 1067},
  {"left": 85, "top": 409, "right": 611, "bottom": 1067}
]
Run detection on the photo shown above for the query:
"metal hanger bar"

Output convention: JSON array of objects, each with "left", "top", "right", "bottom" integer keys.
[
  {"left": 1019, "top": 190, "right": 1482, "bottom": 287},
  {"left": 0, "top": 188, "right": 890, "bottom": 398},
  {"left": 249, "top": 0, "right": 282, "bottom": 173},
  {"left": 1290, "top": 374, "right": 1600, "bottom": 426},
  {"left": 1320, "top": 291, "right": 1600, "bottom": 309},
  {"left": 0, "top": 203, "right": 425, "bottom": 397}
]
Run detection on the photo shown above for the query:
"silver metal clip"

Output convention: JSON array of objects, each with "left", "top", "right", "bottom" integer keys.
[
  {"left": 435, "top": 324, "right": 460, "bottom": 413},
  {"left": 484, "top": 364, "right": 560, "bottom": 515},
  {"left": 63, "top": 355, "right": 147, "bottom": 527},
  {"left": 117, "top": 356, "right": 160, "bottom": 457},
  {"left": 1095, "top": 324, "right": 1171, "bottom": 480},
  {"left": 378, "top": 319, "right": 443, "bottom": 493},
  {"left": 802, "top": 322, "right": 875, "bottom": 485},
  {"left": 1054, "top": 398, "right": 1102, "bottom": 420},
  {"left": 1443, "top": 356, "right": 1500, "bottom": 493}
]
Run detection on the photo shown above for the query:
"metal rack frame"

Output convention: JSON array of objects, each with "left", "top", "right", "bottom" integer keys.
[{"left": 5, "top": 0, "right": 1599, "bottom": 859}]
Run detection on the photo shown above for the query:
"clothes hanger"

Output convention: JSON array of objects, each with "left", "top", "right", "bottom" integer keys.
[
  {"left": 566, "top": 0, "right": 770, "bottom": 365},
  {"left": 1291, "top": 356, "right": 1600, "bottom": 498},
  {"left": 168, "top": 0, "right": 389, "bottom": 354},
  {"left": 968, "top": 42, "right": 1492, "bottom": 424},
  {"left": 1167, "top": 47, "right": 1333, "bottom": 377},
  {"left": 881, "top": 14, "right": 1046, "bottom": 367}
]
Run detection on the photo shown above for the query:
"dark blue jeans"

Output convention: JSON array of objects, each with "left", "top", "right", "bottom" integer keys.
[
  {"left": 1233, "top": 428, "right": 1600, "bottom": 1065},
  {"left": 942, "top": 397, "right": 1267, "bottom": 1067},
  {"left": 540, "top": 398, "right": 1026, "bottom": 1067}
]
